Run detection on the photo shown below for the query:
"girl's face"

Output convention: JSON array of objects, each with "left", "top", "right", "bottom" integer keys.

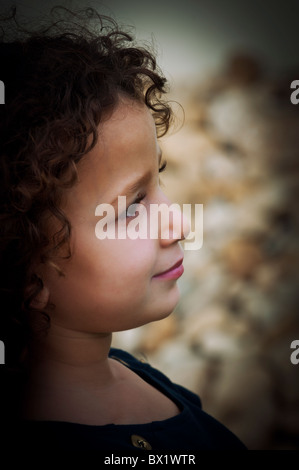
[{"left": 38, "top": 98, "right": 187, "bottom": 334}]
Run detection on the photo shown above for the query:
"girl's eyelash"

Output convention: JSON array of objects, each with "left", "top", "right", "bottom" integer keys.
[{"left": 159, "top": 160, "right": 167, "bottom": 173}]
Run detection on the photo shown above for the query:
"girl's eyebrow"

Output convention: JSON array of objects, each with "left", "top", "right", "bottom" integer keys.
[{"left": 110, "top": 149, "right": 163, "bottom": 205}]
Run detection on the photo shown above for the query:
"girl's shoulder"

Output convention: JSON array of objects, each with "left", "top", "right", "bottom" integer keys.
[{"left": 108, "top": 347, "right": 203, "bottom": 408}]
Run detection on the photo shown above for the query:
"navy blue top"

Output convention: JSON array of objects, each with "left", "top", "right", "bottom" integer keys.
[{"left": 4, "top": 348, "right": 246, "bottom": 452}]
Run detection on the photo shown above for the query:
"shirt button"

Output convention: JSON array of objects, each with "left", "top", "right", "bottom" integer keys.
[{"left": 131, "top": 434, "right": 152, "bottom": 450}]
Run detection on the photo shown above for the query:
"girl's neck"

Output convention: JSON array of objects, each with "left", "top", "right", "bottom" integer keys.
[{"left": 26, "top": 325, "right": 115, "bottom": 390}]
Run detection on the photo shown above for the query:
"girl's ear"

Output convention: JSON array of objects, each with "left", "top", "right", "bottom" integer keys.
[{"left": 29, "top": 284, "right": 50, "bottom": 311}]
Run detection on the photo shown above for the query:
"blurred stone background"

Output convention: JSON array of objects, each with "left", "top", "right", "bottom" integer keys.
[{"left": 112, "top": 53, "right": 299, "bottom": 450}]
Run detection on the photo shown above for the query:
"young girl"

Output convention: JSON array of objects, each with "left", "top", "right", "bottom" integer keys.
[{"left": 0, "top": 7, "right": 246, "bottom": 452}]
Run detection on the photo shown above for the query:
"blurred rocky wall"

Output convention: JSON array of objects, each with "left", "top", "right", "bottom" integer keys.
[{"left": 112, "top": 54, "right": 299, "bottom": 450}]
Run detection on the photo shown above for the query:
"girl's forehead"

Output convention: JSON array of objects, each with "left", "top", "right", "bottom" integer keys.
[
  {"left": 101, "top": 98, "right": 156, "bottom": 139},
  {"left": 81, "top": 101, "right": 158, "bottom": 172}
]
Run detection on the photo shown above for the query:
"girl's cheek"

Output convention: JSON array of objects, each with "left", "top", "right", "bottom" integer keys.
[{"left": 108, "top": 237, "right": 157, "bottom": 274}]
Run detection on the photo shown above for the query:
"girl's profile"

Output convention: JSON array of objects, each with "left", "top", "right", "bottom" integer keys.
[{"left": 0, "top": 6, "right": 246, "bottom": 452}]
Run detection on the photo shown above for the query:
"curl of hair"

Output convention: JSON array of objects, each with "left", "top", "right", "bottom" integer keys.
[{"left": 0, "top": 6, "right": 173, "bottom": 367}]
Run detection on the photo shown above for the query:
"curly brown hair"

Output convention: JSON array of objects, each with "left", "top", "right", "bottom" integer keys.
[{"left": 0, "top": 6, "right": 173, "bottom": 368}]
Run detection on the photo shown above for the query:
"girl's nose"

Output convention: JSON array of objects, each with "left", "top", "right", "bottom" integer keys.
[{"left": 157, "top": 192, "right": 190, "bottom": 246}]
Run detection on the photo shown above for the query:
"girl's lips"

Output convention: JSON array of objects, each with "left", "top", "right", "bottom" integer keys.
[{"left": 153, "top": 258, "right": 184, "bottom": 280}]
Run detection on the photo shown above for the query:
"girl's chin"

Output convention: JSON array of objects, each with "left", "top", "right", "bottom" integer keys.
[{"left": 153, "top": 285, "right": 181, "bottom": 321}]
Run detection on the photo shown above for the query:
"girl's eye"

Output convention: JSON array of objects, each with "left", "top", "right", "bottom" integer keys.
[
  {"left": 126, "top": 193, "right": 146, "bottom": 218},
  {"left": 119, "top": 161, "right": 167, "bottom": 221}
]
